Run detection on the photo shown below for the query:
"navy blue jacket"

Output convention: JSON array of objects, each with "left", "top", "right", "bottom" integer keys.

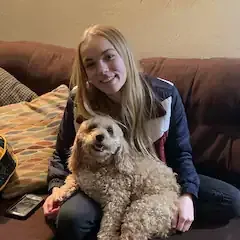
[{"left": 47, "top": 76, "right": 200, "bottom": 198}]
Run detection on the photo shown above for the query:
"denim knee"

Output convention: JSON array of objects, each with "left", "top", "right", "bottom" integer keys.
[
  {"left": 197, "top": 175, "right": 240, "bottom": 222},
  {"left": 56, "top": 192, "right": 102, "bottom": 240},
  {"left": 229, "top": 189, "right": 240, "bottom": 218},
  {"left": 57, "top": 205, "right": 97, "bottom": 229},
  {"left": 216, "top": 182, "right": 240, "bottom": 220}
]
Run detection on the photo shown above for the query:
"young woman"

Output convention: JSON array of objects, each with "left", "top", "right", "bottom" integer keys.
[{"left": 43, "top": 24, "right": 240, "bottom": 240}]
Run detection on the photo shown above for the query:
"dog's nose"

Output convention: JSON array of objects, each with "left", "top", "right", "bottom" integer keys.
[{"left": 96, "top": 134, "right": 104, "bottom": 142}]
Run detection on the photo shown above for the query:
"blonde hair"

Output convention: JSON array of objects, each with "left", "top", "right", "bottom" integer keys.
[{"left": 70, "top": 24, "right": 163, "bottom": 158}]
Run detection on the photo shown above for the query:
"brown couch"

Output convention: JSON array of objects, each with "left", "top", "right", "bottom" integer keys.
[{"left": 1, "top": 41, "right": 240, "bottom": 240}]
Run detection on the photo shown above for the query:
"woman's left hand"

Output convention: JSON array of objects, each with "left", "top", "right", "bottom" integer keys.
[{"left": 172, "top": 193, "right": 194, "bottom": 232}]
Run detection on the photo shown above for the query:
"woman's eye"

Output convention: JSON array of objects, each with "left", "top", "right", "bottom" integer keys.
[
  {"left": 107, "top": 126, "right": 113, "bottom": 135},
  {"left": 105, "top": 54, "right": 115, "bottom": 61},
  {"left": 85, "top": 62, "right": 95, "bottom": 68}
]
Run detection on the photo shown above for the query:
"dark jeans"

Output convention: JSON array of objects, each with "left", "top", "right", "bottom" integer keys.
[
  {"left": 195, "top": 175, "right": 240, "bottom": 223},
  {"left": 46, "top": 174, "right": 240, "bottom": 240}
]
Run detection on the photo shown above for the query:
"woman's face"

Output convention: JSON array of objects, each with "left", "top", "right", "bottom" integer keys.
[{"left": 81, "top": 35, "right": 127, "bottom": 101}]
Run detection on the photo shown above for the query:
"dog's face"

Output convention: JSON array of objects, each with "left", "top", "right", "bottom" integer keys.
[{"left": 77, "top": 116, "right": 124, "bottom": 165}]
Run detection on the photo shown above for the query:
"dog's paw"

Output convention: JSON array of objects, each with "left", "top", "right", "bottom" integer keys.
[{"left": 52, "top": 188, "right": 68, "bottom": 202}]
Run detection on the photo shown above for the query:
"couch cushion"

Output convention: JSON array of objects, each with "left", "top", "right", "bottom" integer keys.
[
  {"left": 0, "top": 67, "right": 38, "bottom": 106},
  {"left": 0, "top": 85, "right": 69, "bottom": 199}
]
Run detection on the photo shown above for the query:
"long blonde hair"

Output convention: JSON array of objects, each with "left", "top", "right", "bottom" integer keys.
[{"left": 70, "top": 24, "right": 164, "bottom": 158}]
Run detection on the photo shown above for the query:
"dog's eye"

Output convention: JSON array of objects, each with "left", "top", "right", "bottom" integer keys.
[
  {"left": 107, "top": 126, "right": 113, "bottom": 135},
  {"left": 88, "top": 124, "right": 97, "bottom": 131}
]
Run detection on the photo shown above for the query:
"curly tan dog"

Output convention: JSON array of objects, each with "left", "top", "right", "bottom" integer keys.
[{"left": 55, "top": 115, "right": 180, "bottom": 240}]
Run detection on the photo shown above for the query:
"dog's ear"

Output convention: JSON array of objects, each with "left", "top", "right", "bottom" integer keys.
[
  {"left": 114, "top": 138, "right": 134, "bottom": 175},
  {"left": 68, "top": 136, "right": 82, "bottom": 174}
]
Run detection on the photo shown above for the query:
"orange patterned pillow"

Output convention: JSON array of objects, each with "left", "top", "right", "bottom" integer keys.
[{"left": 0, "top": 85, "right": 69, "bottom": 199}]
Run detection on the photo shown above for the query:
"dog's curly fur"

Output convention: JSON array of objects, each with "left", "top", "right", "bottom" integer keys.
[{"left": 56, "top": 116, "right": 180, "bottom": 240}]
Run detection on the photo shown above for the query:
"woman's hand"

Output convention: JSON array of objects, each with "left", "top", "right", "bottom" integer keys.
[
  {"left": 43, "top": 187, "right": 61, "bottom": 219},
  {"left": 172, "top": 193, "right": 194, "bottom": 232}
]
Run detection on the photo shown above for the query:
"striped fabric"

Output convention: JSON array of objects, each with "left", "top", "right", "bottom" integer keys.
[{"left": 0, "top": 67, "right": 38, "bottom": 106}]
